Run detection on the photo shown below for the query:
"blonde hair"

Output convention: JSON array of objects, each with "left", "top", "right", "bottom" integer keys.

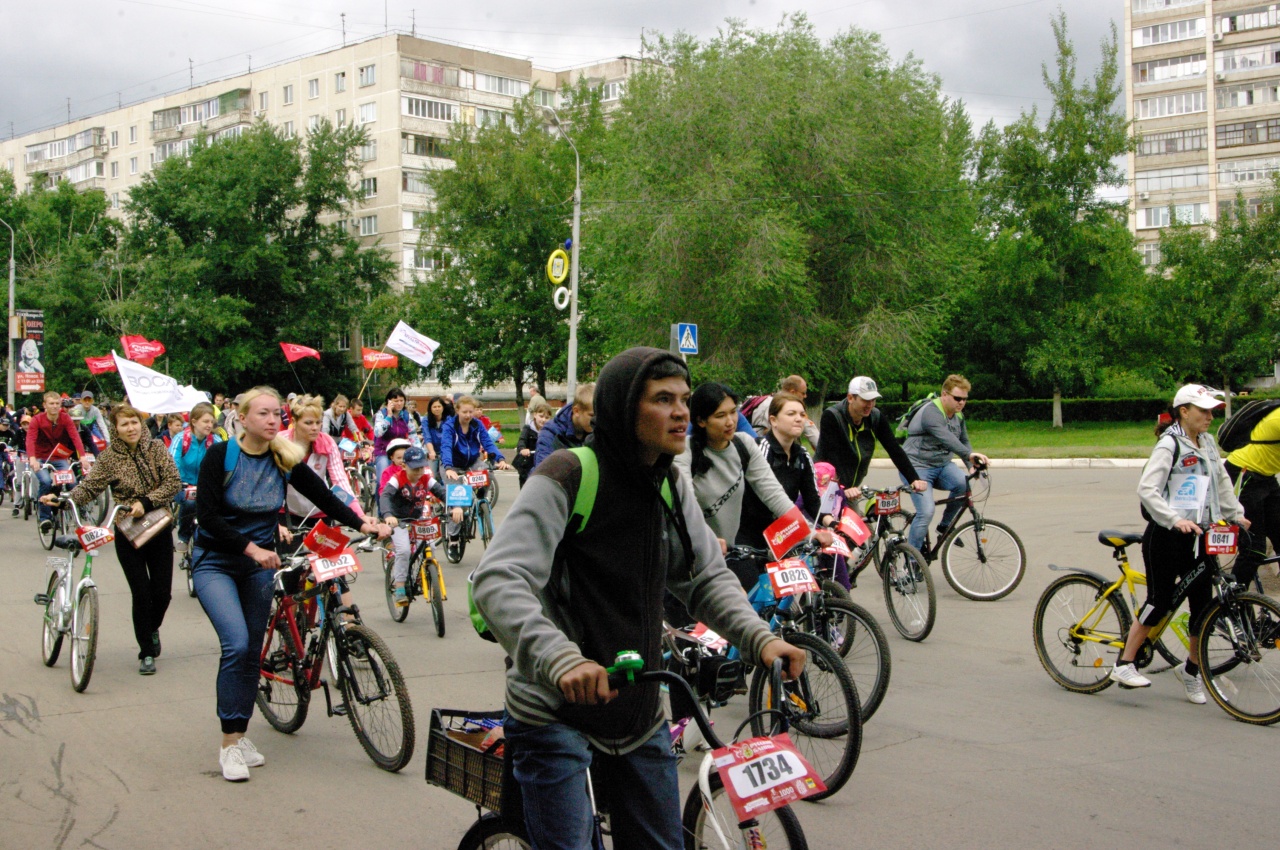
[
  {"left": 941, "top": 374, "right": 971, "bottom": 395},
  {"left": 456, "top": 395, "right": 479, "bottom": 410},
  {"left": 573, "top": 382, "right": 595, "bottom": 409},
  {"left": 238, "top": 386, "right": 306, "bottom": 472},
  {"left": 292, "top": 393, "right": 326, "bottom": 421},
  {"left": 529, "top": 398, "right": 553, "bottom": 417}
]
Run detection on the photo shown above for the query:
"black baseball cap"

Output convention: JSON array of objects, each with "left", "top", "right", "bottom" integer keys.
[{"left": 403, "top": 447, "right": 428, "bottom": 469}]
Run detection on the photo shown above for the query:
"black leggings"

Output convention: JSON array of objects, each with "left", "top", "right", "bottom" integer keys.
[
  {"left": 1226, "top": 463, "right": 1280, "bottom": 588},
  {"left": 115, "top": 530, "right": 175, "bottom": 658},
  {"left": 1138, "top": 521, "right": 1212, "bottom": 631}
]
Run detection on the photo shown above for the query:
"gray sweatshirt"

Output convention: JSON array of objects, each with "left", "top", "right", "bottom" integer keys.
[
  {"left": 904, "top": 401, "right": 972, "bottom": 470},
  {"left": 1137, "top": 425, "right": 1244, "bottom": 529},
  {"left": 673, "top": 432, "right": 796, "bottom": 543}
]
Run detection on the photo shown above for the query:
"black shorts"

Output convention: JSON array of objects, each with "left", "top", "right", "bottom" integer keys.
[{"left": 1137, "top": 521, "right": 1212, "bottom": 630}]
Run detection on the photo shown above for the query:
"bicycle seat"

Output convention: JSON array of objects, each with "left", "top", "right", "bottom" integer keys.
[
  {"left": 1097, "top": 530, "right": 1142, "bottom": 550},
  {"left": 53, "top": 535, "right": 83, "bottom": 552}
]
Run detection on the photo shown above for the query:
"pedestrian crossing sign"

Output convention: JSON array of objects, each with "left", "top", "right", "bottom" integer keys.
[{"left": 677, "top": 323, "right": 698, "bottom": 355}]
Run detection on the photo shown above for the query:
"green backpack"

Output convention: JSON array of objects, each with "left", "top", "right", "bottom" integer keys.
[
  {"left": 467, "top": 446, "right": 673, "bottom": 642},
  {"left": 894, "top": 394, "right": 957, "bottom": 441}
]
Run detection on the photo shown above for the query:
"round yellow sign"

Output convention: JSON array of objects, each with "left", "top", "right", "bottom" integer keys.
[{"left": 546, "top": 249, "right": 570, "bottom": 285}]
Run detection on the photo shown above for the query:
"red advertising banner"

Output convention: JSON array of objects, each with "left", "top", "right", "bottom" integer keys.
[
  {"left": 837, "top": 507, "right": 872, "bottom": 547},
  {"left": 84, "top": 355, "right": 118, "bottom": 375},
  {"left": 302, "top": 520, "right": 350, "bottom": 558},
  {"left": 362, "top": 347, "right": 399, "bottom": 369},
  {"left": 763, "top": 507, "right": 810, "bottom": 561},
  {"left": 120, "top": 335, "right": 166, "bottom": 366},
  {"left": 280, "top": 342, "right": 321, "bottom": 363}
]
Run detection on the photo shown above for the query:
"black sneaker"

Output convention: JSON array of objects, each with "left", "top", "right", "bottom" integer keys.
[
  {"left": 139, "top": 656, "right": 157, "bottom": 675},
  {"left": 152, "top": 631, "right": 162, "bottom": 658},
  {"left": 39, "top": 519, "right": 52, "bottom": 534}
]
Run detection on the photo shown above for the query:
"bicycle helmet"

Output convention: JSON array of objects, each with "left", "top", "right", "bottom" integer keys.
[{"left": 384, "top": 438, "right": 412, "bottom": 457}]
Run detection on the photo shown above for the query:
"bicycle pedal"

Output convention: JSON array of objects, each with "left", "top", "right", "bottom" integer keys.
[{"left": 33, "top": 593, "right": 50, "bottom": 605}]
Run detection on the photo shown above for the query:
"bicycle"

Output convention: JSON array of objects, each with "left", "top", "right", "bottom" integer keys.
[
  {"left": 430, "top": 653, "right": 810, "bottom": 850},
  {"left": 378, "top": 505, "right": 448, "bottom": 636},
  {"left": 32, "top": 494, "right": 126, "bottom": 692},
  {"left": 175, "top": 485, "right": 198, "bottom": 598},
  {"left": 1033, "top": 525, "right": 1280, "bottom": 725},
  {"left": 38, "top": 460, "right": 85, "bottom": 551},
  {"left": 340, "top": 440, "right": 377, "bottom": 515},
  {"left": 841, "top": 484, "right": 935, "bottom": 641},
  {"left": 897, "top": 461, "right": 1026, "bottom": 601},
  {"left": 256, "top": 534, "right": 416, "bottom": 770},
  {"left": 444, "top": 467, "right": 496, "bottom": 564}
]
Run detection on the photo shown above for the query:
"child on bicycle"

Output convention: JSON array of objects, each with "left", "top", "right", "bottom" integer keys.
[
  {"left": 814, "top": 460, "right": 854, "bottom": 588},
  {"left": 376, "top": 438, "right": 412, "bottom": 498},
  {"left": 378, "top": 446, "right": 452, "bottom": 606}
]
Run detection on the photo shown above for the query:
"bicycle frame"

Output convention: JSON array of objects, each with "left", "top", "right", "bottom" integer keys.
[{"left": 261, "top": 566, "right": 361, "bottom": 712}]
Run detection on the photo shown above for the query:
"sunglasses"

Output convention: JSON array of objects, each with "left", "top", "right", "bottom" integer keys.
[{"left": 948, "top": 393, "right": 969, "bottom": 403}]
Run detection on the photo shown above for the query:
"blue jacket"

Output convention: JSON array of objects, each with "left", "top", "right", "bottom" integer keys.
[
  {"left": 441, "top": 415, "right": 504, "bottom": 469},
  {"left": 170, "top": 428, "right": 222, "bottom": 485},
  {"left": 425, "top": 419, "right": 445, "bottom": 455},
  {"left": 533, "top": 403, "right": 587, "bottom": 469}
]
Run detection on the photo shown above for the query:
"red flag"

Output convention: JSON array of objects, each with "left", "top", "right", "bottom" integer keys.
[
  {"left": 362, "top": 347, "right": 398, "bottom": 369},
  {"left": 280, "top": 342, "right": 321, "bottom": 363},
  {"left": 120, "top": 335, "right": 166, "bottom": 366},
  {"left": 84, "top": 355, "right": 117, "bottom": 374},
  {"left": 303, "top": 520, "right": 350, "bottom": 558},
  {"left": 764, "top": 506, "right": 811, "bottom": 561}
]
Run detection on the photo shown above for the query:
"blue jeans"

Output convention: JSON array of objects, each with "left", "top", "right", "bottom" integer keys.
[
  {"left": 504, "top": 717, "right": 682, "bottom": 850},
  {"left": 192, "top": 548, "right": 275, "bottom": 734},
  {"left": 36, "top": 459, "right": 72, "bottom": 521},
  {"left": 901, "top": 462, "right": 968, "bottom": 552},
  {"left": 374, "top": 453, "right": 392, "bottom": 484},
  {"left": 174, "top": 489, "right": 197, "bottom": 544}
]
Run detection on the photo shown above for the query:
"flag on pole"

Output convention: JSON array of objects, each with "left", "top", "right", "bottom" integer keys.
[
  {"left": 384, "top": 320, "right": 440, "bottom": 368},
  {"left": 280, "top": 342, "right": 321, "bottom": 363},
  {"left": 120, "top": 335, "right": 166, "bottom": 366},
  {"left": 112, "top": 352, "right": 207, "bottom": 414},
  {"left": 362, "top": 348, "right": 398, "bottom": 369},
  {"left": 84, "top": 355, "right": 117, "bottom": 375}
]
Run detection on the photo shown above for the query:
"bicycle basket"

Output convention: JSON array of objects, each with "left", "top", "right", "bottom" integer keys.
[{"left": 425, "top": 708, "right": 506, "bottom": 813}]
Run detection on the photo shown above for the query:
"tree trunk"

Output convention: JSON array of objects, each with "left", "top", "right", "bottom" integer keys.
[
  {"left": 901, "top": 380, "right": 909, "bottom": 402},
  {"left": 534, "top": 364, "right": 547, "bottom": 400},
  {"left": 1052, "top": 386, "right": 1063, "bottom": 429},
  {"left": 1223, "top": 376, "right": 1232, "bottom": 419},
  {"left": 512, "top": 363, "right": 525, "bottom": 410}
]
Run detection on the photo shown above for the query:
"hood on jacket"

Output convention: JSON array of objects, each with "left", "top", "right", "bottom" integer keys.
[
  {"left": 587, "top": 346, "right": 691, "bottom": 487},
  {"left": 543, "top": 400, "right": 580, "bottom": 441}
]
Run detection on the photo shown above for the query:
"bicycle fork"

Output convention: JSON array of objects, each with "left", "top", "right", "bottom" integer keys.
[{"left": 696, "top": 754, "right": 766, "bottom": 848}]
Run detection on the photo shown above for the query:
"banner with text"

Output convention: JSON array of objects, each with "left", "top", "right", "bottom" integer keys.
[{"left": 16, "top": 309, "right": 45, "bottom": 393}]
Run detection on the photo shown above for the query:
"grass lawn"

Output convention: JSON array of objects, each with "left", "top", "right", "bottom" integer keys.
[{"left": 968, "top": 420, "right": 1173, "bottom": 458}]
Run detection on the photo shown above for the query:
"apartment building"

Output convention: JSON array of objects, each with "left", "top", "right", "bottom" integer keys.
[
  {"left": 1127, "top": 1, "right": 1280, "bottom": 265},
  {"left": 0, "top": 32, "right": 641, "bottom": 287}
]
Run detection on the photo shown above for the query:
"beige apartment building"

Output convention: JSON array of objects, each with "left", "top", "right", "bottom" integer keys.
[
  {"left": 1126, "top": 1, "right": 1280, "bottom": 265},
  {"left": 0, "top": 32, "right": 640, "bottom": 289}
]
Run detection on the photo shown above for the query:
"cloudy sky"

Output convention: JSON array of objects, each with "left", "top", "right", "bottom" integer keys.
[{"left": 3, "top": 0, "right": 1124, "bottom": 139}]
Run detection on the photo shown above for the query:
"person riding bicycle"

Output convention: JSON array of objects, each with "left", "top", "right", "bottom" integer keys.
[
  {"left": 900, "top": 375, "right": 988, "bottom": 554},
  {"left": 1110, "top": 384, "right": 1249, "bottom": 700},
  {"left": 322, "top": 394, "right": 361, "bottom": 444},
  {"left": 746, "top": 374, "right": 820, "bottom": 449},
  {"left": 377, "top": 438, "right": 413, "bottom": 496},
  {"left": 27, "top": 390, "right": 92, "bottom": 532},
  {"left": 440, "top": 395, "right": 510, "bottom": 558},
  {"left": 1223, "top": 403, "right": 1280, "bottom": 591},
  {"left": 372, "top": 387, "right": 419, "bottom": 482},
  {"left": 71, "top": 390, "right": 110, "bottom": 456},
  {"left": 533, "top": 383, "right": 595, "bottom": 470},
  {"left": 171, "top": 402, "right": 222, "bottom": 553},
  {"left": 378, "top": 446, "right": 451, "bottom": 606},
  {"left": 471, "top": 346, "right": 806, "bottom": 850},
  {"left": 814, "top": 376, "right": 925, "bottom": 504}
]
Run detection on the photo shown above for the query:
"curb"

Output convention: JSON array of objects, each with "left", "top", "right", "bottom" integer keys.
[{"left": 868, "top": 457, "right": 1147, "bottom": 469}]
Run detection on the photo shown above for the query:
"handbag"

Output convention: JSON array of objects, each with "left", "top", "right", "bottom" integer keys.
[{"left": 116, "top": 507, "right": 173, "bottom": 548}]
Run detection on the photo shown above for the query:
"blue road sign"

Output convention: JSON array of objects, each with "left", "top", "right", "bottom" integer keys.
[{"left": 677, "top": 323, "right": 699, "bottom": 355}]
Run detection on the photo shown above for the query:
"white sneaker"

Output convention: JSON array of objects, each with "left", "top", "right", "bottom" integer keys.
[
  {"left": 1173, "top": 665, "right": 1206, "bottom": 704},
  {"left": 220, "top": 744, "right": 250, "bottom": 781},
  {"left": 236, "top": 736, "right": 266, "bottom": 767},
  {"left": 1109, "top": 662, "right": 1151, "bottom": 689}
]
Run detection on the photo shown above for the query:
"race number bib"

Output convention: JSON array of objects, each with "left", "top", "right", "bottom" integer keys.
[
  {"left": 875, "top": 493, "right": 901, "bottom": 515},
  {"left": 821, "top": 534, "right": 852, "bottom": 557},
  {"left": 409, "top": 517, "right": 442, "bottom": 545},
  {"left": 75, "top": 525, "right": 114, "bottom": 552},
  {"left": 308, "top": 548, "right": 361, "bottom": 582},
  {"left": 690, "top": 623, "right": 729, "bottom": 651},
  {"left": 183, "top": 485, "right": 198, "bottom": 501},
  {"left": 52, "top": 470, "right": 75, "bottom": 486},
  {"left": 712, "top": 734, "right": 826, "bottom": 821},
  {"left": 766, "top": 559, "right": 820, "bottom": 598},
  {"left": 464, "top": 469, "right": 490, "bottom": 489},
  {"left": 1167, "top": 474, "right": 1208, "bottom": 513},
  {"left": 1205, "top": 525, "right": 1239, "bottom": 556}
]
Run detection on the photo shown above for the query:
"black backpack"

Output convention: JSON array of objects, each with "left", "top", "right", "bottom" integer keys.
[{"left": 1215, "top": 399, "right": 1280, "bottom": 453}]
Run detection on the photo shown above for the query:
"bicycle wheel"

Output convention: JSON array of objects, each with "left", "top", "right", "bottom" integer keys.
[
  {"left": 487, "top": 471, "right": 501, "bottom": 510},
  {"left": 456, "top": 813, "right": 530, "bottom": 850},
  {"left": 681, "top": 770, "right": 807, "bottom": 850},
  {"left": 256, "top": 616, "right": 311, "bottom": 733},
  {"left": 880, "top": 543, "right": 935, "bottom": 641},
  {"left": 939, "top": 518, "right": 1025, "bottom": 601},
  {"left": 69, "top": 585, "right": 99, "bottom": 693},
  {"left": 38, "top": 506, "right": 58, "bottom": 550},
  {"left": 41, "top": 572, "right": 64, "bottom": 666},
  {"left": 479, "top": 501, "right": 494, "bottom": 549},
  {"left": 1198, "top": 592, "right": 1280, "bottom": 725},
  {"left": 22, "top": 474, "right": 32, "bottom": 521},
  {"left": 359, "top": 466, "right": 377, "bottom": 514},
  {"left": 821, "top": 578, "right": 850, "bottom": 602},
  {"left": 1032, "top": 574, "right": 1130, "bottom": 694},
  {"left": 747, "top": 631, "right": 860, "bottom": 800},
  {"left": 811, "top": 597, "right": 891, "bottom": 722},
  {"left": 384, "top": 547, "right": 410, "bottom": 623},
  {"left": 337, "top": 624, "right": 415, "bottom": 771},
  {"left": 183, "top": 552, "right": 196, "bottom": 598},
  {"left": 427, "top": 560, "right": 445, "bottom": 638}
]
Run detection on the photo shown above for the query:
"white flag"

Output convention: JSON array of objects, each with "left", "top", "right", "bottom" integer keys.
[
  {"left": 385, "top": 320, "right": 440, "bottom": 368},
  {"left": 112, "top": 353, "right": 207, "bottom": 414}
]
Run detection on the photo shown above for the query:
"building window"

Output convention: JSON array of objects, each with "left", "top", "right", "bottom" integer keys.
[
  {"left": 1216, "top": 78, "right": 1280, "bottom": 110},
  {"left": 1217, "top": 41, "right": 1280, "bottom": 75},
  {"left": 110, "top": 161, "right": 119, "bottom": 178},
  {"left": 402, "top": 96, "right": 456, "bottom": 121},
  {"left": 407, "top": 247, "right": 451, "bottom": 270},
  {"left": 1139, "top": 202, "right": 1209, "bottom": 229},
  {"left": 336, "top": 331, "right": 350, "bottom": 351},
  {"left": 1218, "top": 196, "right": 1270, "bottom": 219},
  {"left": 1218, "top": 155, "right": 1280, "bottom": 187},
  {"left": 1134, "top": 164, "right": 1209, "bottom": 192},
  {"left": 336, "top": 108, "right": 347, "bottom": 126},
  {"left": 109, "top": 130, "right": 118, "bottom": 147},
  {"left": 1217, "top": 116, "right": 1280, "bottom": 148},
  {"left": 476, "top": 73, "right": 529, "bottom": 97},
  {"left": 259, "top": 91, "right": 269, "bottom": 112},
  {"left": 402, "top": 133, "right": 450, "bottom": 158},
  {"left": 403, "top": 210, "right": 430, "bottom": 230},
  {"left": 599, "top": 81, "right": 626, "bottom": 101},
  {"left": 359, "top": 140, "right": 377, "bottom": 162},
  {"left": 475, "top": 108, "right": 510, "bottom": 128},
  {"left": 283, "top": 120, "right": 295, "bottom": 139},
  {"left": 1135, "top": 89, "right": 1206, "bottom": 119},
  {"left": 1134, "top": 53, "right": 1206, "bottom": 85},
  {"left": 335, "top": 71, "right": 347, "bottom": 93},
  {"left": 1136, "top": 126, "right": 1208, "bottom": 156},
  {"left": 308, "top": 115, "right": 320, "bottom": 132},
  {"left": 1218, "top": 5, "right": 1280, "bottom": 36},
  {"left": 1134, "top": 0, "right": 1203, "bottom": 12},
  {"left": 536, "top": 89, "right": 557, "bottom": 108},
  {"left": 129, "top": 126, "right": 137, "bottom": 144},
  {"left": 1134, "top": 16, "right": 1205, "bottom": 47},
  {"left": 359, "top": 64, "right": 377, "bottom": 87},
  {"left": 308, "top": 78, "right": 320, "bottom": 99},
  {"left": 402, "top": 170, "right": 433, "bottom": 195},
  {"left": 360, "top": 177, "right": 378, "bottom": 198},
  {"left": 283, "top": 84, "right": 294, "bottom": 105},
  {"left": 400, "top": 58, "right": 473, "bottom": 89},
  {"left": 358, "top": 102, "right": 377, "bottom": 124},
  {"left": 358, "top": 214, "right": 378, "bottom": 236},
  {"left": 129, "top": 156, "right": 138, "bottom": 175},
  {"left": 1139, "top": 242, "right": 1162, "bottom": 267}
]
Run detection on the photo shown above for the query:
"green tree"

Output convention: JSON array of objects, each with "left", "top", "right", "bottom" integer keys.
[
  {"left": 586, "top": 16, "right": 977, "bottom": 396},
  {"left": 951, "top": 13, "right": 1144, "bottom": 423},
  {"left": 413, "top": 87, "right": 606, "bottom": 403},
  {"left": 119, "top": 121, "right": 397, "bottom": 394}
]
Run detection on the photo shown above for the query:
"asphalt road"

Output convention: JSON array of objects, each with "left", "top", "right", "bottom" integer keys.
[{"left": 2, "top": 468, "right": 1277, "bottom": 850}]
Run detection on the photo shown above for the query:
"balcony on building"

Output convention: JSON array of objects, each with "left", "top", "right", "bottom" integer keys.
[
  {"left": 151, "top": 89, "right": 252, "bottom": 143},
  {"left": 23, "top": 128, "right": 107, "bottom": 175}
]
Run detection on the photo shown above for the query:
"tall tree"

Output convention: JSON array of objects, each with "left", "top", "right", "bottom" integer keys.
[
  {"left": 953, "top": 13, "right": 1143, "bottom": 423},
  {"left": 586, "top": 16, "right": 977, "bottom": 395}
]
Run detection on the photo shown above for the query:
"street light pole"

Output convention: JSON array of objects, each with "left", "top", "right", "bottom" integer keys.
[
  {"left": 545, "top": 108, "right": 581, "bottom": 399},
  {"left": 0, "top": 217, "right": 13, "bottom": 408}
]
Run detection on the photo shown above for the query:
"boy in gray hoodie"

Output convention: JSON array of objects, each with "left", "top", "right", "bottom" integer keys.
[{"left": 472, "top": 347, "right": 803, "bottom": 850}]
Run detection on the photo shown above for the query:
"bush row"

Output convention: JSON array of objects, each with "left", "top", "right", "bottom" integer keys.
[{"left": 869, "top": 397, "right": 1171, "bottom": 423}]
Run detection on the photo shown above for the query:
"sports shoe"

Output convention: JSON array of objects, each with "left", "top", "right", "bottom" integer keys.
[
  {"left": 139, "top": 656, "right": 156, "bottom": 675},
  {"left": 219, "top": 744, "right": 250, "bottom": 781},
  {"left": 10, "top": 506, "right": 19, "bottom": 517},
  {"left": 1173, "top": 665, "right": 1206, "bottom": 704},
  {"left": 235, "top": 736, "right": 265, "bottom": 767},
  {"left": 152, "top": 631, "right": 162, "bottom": 658},
  {"left": 1109, "top": 662, "right": 1151, "bottom": 689},
  {"left": 39, "top": 519, "right": 52, "bottom": 534},
  {"left": 394, "top": 586, "right": 409, "bottom": 607}
]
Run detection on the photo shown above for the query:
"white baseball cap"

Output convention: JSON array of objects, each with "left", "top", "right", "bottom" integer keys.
[
  {"left": 847, "top": 376, "right": 882, "bottom": 400},
  {"left": 1172, "top": 384, "right": 1225, "bottom": 410}
]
